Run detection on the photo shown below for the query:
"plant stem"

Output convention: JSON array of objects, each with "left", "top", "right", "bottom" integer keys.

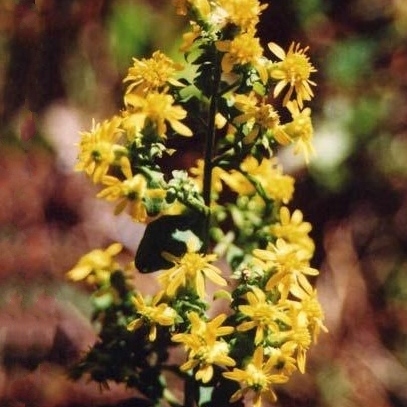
[
  {"left": 184, "top": 373, "right": 198, "bottom": 407},
  {"left": 202, "top": 53, "right": 222, "bottom": 253}
]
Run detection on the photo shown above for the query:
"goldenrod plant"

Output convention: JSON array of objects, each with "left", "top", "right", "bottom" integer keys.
[{"left": 67, "top": 1, "right": 326, "bottom": 406}]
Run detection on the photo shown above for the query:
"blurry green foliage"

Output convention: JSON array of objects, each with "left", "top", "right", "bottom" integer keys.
[
  {"left": 294, "top": 0, "right": 326, "bottom": 24},
  {"left": 107, "top": 1, "right": 154, "bottom": 71},
  {"left": 325, "top": 39, "right": 376, "bottom": 88}
]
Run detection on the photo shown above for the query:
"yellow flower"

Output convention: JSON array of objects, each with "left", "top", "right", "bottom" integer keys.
[
  {"left": 97, "top": 163, "right": 166, "bottom": 222},
  {"left": 240, "top": 157, "right": 295, "bottom": 204},
  {"left": 216, "top": 0, "right": 268, "bottom": 32},
  {"left": 282, "top": 305, "right": 313, "bottom": 373},
  {"left": 216, "top": 31, "right": 267, "bottom": 82},
  {"left": 237, "top": 287, "right": 291, "bottom": 344},
  {"left": 289, "top": 288, "right": 328, "bottom": 344},
  {"left": 158, "top": 239, "right": 227, "bottom": 298},
  {"left": 75, "top": 116, "right": 127, "bottom": 183},
  {"left": 219, "top": 157, "right": 294, "bottom": 204},
  {"left": 66, "top": 243, "right": 123, "bottom": 284},
  {"left": 180, "top": 21, "right": 202, "bottom": 52},
  {"left": 264, "top": 342, "right": 298, "bottom": 376},
  {"left": 283, "top": 100, "right": 315, "bottom": 163},
  {"left": 268, "top": 42, "right": 317, "bottom": 108},
  {"left": 123, "top": 92, "right": 192, "bottom": 139},
  {"left": 127, "top": 292, "right": 177, "bottom": 341},
  {"left": 270, "top": 206, "right": 315, "bottom": 255},
  {"left": 232, "top": 92, "right": 291, "bottom": 145},
  {"left": 172, "top": 312, "right": 235, "bottom": 383},
  {"left": 223, "top": 347, "right": 289, "bottom": 407},
  {"left": 253, "top": 238, "right": 319, "bottom": 300},
  {"left": 123, "top": 51, "right": 184, "bottom": 95},
  {"left": 189, "top": 158, "right": 229, "bottom": 194},
  {"left": 216, "top": 168, "right": 252, "bottom": 196}
]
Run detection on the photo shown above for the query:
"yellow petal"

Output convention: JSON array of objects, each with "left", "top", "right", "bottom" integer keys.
[
  {"left": 169, "top": 119, "right": 193, "bottom": 137},
  {"left": 66, "top": 265, "right": 92, "bottom": 281},
  {"left": 268, "top": 42, "right": 286, "bottom": 60}
]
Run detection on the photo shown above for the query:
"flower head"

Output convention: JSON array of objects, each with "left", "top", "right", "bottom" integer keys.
[
  {"left": 219, "top": 157, "right": 294, "bottom": 204},
  {"left": 253, "top": 238, "right": 319, "bottom": 300},
  {"left": 237, "top": 287, "right": 291, "bottom": 344},
  {"left": 232, "top": 92, "right": 290, "bottom": 145},
  {"left": 66, "top": 243, "right": 123, "bottom": 285},
  {"left": 123, "top": 92, "right": 192, "bottom": 139},
  {"left": 124, "top": 51, "right": 184, "bottom": 95},
  {"left": 215, "top": 0, "right": 268, "bottom": 32},
  {"left": 268, "top": 42, "right": 317, "bottom": 108},
  {"left": 264, "top": 342, "right": 298, "bottom": 376},
  {"left": 179, "top": 21, "right": 202, "bottom": 52},
  {"left": 216, "top": 31, "right": 267, "bottom": 82},
  {"left": 75, "top": 117, "right": 127, "bottom": 183},
  {"left": 270, "top": 206, "right": 315, "bottom": 254},
  {"left": 172, "top": 312, "right": 235, "bottom": 383},
  {"left": 97, "top": 165, "right": 165, "bottom": 222},
  {"left": 283, "top": 100, "right": 315, "bottom": 163},
  {"left": 127, "top": 292, "right": 177, "bottom": 341},
  {"left": 281, "top": 304, "right": 313, "bottom": 373},
  {"left": 241, "top": 157, "right": 295, "bottom": 204},
  {"left": 158, "top": 239, "right": 227, "bottom": 298},
  {"left": 223, "top": 347, "right": 289, "bottom": 407},
  {"left": 289, "top": 288, "right": 328, "bottom": 344}
]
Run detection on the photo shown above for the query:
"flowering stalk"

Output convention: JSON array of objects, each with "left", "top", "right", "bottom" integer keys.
[
  {"left": 67, "top": 1, "right": 326, "bottom": 407},
  {"left": 202, "top": 52, "right": 222, "bottom": 253}
]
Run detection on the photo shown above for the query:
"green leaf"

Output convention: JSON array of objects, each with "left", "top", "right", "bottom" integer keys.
[
  {"left": 135, "top": 211, "right": 207, "bottom": 273},
  {"left": 199, "top": 386, "right": 214, "bottom": 405}
]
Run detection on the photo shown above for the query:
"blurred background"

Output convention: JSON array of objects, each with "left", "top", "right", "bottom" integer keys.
[{"left": 1, "top": 0, "right": 407, "bottom": 406}]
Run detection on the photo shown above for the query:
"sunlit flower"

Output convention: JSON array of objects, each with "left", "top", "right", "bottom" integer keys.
[
  {"left": 158, "top": 238, "right": 227, "bottom": 298},
  {"left": 268, "top": 42, "right": 317, "bottom": 108},
  {"left": 75, "top": 116, "right": 128, "bottom": 183},
  {"left": 253, "top": 238, "right": 319, "bottom": 300},
  {"left": 217, "top": 168, "right": 253, "bottom": 196},
  {"left": 124, "top": 51, "right": 184, "bottom": 95},
  {"left": 223, "top": 347, "right": 289, "bottom": 407},
  {"left": 180, "top": 21, "right": 202, "bottom": 52},
  {"left": 237, "top": 287, "right": 291, "bottom": 344},
  {"left": 240, "top": 156, "right": 295, "bottom": 204},
  {"left": 97, "top": 164, "right": 165, "bottom": 222},
  {"left": 216, "top": 31, "right": 267, "bottom": 82},
  {"left": 172, "top": 312, "right": 235, "bottom": 383},
  {"left": 189, "top": 158, "right": 229, "bottom": 194},
  {"left": 127, "top": 292, "right": 177, "bottom": 341},
  {"left": 270, "top": 206, "right": 315, "bottom": 254},
  {"left": 283, "top": 100, "right": 315, "bottom": 163},
  {"left": 66, "top": 243, "right": 123, "bottom": 284},
  {"left": 282, "top": 305, "right": 312, "bottom": 373},
  {"left": 215, "top": 0, "right": 268, "bottom": 32},
  {"left": 232, "top": 92, "right": 291, "bottom": 144},
  {"left": 219, "top": 156, "right": 294, "bottom": 203},
  {"left": 123, "top": 92, "right": 192, "bottom": 139},
  {"left": 289, "top": 288, "right": 328, "bottom": 343},
  {"left": 264, "top": 342, "right": 298, "bottom": 376}
]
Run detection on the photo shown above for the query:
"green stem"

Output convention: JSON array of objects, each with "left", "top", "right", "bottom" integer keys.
[
  {"left": 202, "top": 53, "right": 222, "bottom": 253},
  {"left": 184, "top": 373, "right": 198, "bottom": 407}
]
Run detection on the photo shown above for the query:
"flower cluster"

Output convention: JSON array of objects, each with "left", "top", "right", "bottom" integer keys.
[{"left": 67, "top": 1, "right": 325, "bottom": 406}]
